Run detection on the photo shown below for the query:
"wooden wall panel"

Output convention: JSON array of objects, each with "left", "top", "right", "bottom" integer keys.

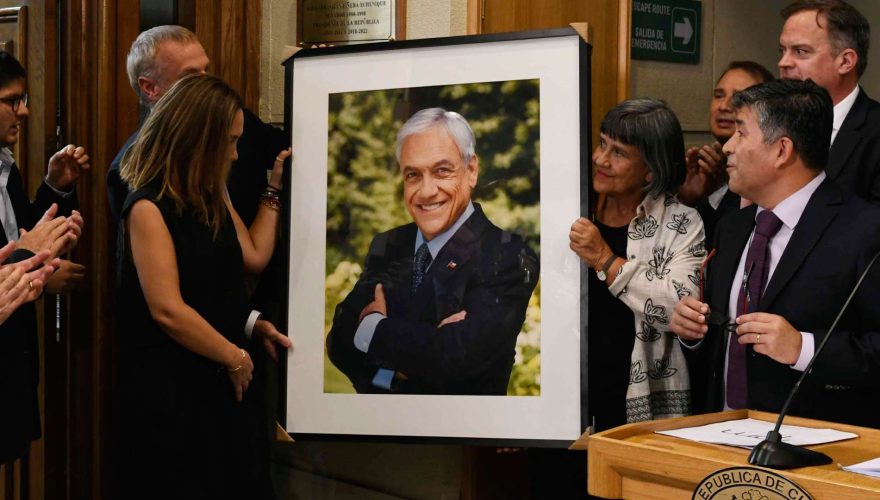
[
  {"left": 57, "top": 1, "right": 140, "bottom": 499},
  {"left": 180, "top": 0, "right": 261, "bottom": 112},
  {"left": 476, "top": 0, "right": 631, "bottom": 155}
]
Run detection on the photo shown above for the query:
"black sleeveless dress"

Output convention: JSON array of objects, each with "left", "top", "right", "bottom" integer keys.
[{"left": 115, "top": 184, "right": 273, "bottom": 499}]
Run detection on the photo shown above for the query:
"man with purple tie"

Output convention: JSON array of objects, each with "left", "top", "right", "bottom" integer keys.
[{"left": 670, "top": 79, "right": 880, "bottom": 428}]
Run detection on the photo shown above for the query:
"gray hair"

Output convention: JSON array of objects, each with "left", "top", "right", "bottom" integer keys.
[
  {"left": 126, "top": 25, "right": 199, "bottom": 105},
  {"left": 600, "top": 98, "right": 686, "bottom": 196},
  {"left": 395, "top": 108, "right": 476, "bottom": 165}
]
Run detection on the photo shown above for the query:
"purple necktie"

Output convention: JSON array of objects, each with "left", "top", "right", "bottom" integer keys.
[{"left": 726, "top": 210, "right": 783, "bottom": 409}]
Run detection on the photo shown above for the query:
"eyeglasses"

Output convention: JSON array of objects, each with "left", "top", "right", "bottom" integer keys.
[{"left": 0, "top": 93, "right": 27, "bottom": 112}]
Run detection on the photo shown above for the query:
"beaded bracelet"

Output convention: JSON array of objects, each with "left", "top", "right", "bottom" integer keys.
[{"left": 260, "top": 196, "right": 282, "bottom": 211}]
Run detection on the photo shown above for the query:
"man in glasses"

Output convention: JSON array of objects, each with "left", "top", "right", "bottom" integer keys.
[
  {"left": 0, "top": 51, "right": 88, "bottom": 463},
  {"left": 670, "top": 79, "right": 880, "bottom": 428}
]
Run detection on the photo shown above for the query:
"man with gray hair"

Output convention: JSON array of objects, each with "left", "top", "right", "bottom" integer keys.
[
  {"left": 107, "top": 25, "right": 288, "bottom": 225},
  {"left": 326, "top": 107, "right": 539, "bottom": 395}
]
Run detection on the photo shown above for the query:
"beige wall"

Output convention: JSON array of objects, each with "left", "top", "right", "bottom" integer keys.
[
  {"left": 259, "top": 0, "right": 468, "bottom": 125},
  {"left": 262, "top": 0, "right": 880, "bottom": 129},
  {"left": 632, "top": 0, "right": 790, "bottom": 146},
  {"left": 633, "top": 0, "right": 880, "bottom": 147}
]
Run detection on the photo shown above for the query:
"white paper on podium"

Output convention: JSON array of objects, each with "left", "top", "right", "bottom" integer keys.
[
  {"left": 842, "top": 457, "right": 880, "bottom": 478},
  {"left": 656, "top": 418, "right": 858, "bottom": 448}
]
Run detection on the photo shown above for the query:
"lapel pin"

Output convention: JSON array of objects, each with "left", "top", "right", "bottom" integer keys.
[{"left": 446, "top": 261, "right": 457, "bottom": 270}]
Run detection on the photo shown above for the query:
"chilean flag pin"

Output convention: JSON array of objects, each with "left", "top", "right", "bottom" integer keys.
[{"left": 446, "top": 261, "right": 457, "bottom": 270}]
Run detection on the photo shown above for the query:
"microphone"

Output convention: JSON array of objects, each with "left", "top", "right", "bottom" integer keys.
[{"left": 748, "top": 248, "right": 880, "bottom": 469}]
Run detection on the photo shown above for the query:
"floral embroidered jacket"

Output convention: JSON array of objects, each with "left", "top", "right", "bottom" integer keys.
[{"left": 606, "top": 193, "right": 706, "bottom": 422}]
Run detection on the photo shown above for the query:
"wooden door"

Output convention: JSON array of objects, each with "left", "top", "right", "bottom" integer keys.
[
  {"left": 177, "top": 0, "right": 263, "bottom": 112},
  {"left": 0, "top": 1, "right": 140, "bottom": 499},
  {"left": 471, "top": 0, "right": 631, "bottom": 153}
]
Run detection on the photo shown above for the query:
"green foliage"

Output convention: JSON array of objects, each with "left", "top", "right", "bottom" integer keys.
[{"left": 323, "top": 80, "right": 542, "bottom": 395}]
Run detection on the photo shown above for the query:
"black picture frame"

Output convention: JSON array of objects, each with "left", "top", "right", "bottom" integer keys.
[{"left": 282, "top": 27, "right": 592, "bottom": 446}]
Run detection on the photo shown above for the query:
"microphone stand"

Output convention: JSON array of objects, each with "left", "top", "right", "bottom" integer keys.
[{"left": 748, "top": 249, "right": 880, "bottom": 469}]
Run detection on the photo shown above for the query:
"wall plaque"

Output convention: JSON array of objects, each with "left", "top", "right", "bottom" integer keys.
[{"left": 301, "top": 0, "right": 395, "bottom": 44}]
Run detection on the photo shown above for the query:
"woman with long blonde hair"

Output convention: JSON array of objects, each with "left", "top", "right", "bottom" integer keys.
[{"left": 116, "top": 73, "right": 289, "bottom": 498}]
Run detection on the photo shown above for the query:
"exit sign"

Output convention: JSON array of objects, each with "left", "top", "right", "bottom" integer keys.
[{"left": 632, "top": 0, "right": 701, "bottom": 64}]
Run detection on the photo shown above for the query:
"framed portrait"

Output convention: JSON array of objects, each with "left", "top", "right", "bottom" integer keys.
[{"left": 284, "top": 27, "right": 591, "bottom": 443}]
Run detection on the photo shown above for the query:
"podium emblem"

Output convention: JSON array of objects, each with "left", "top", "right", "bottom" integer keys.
[{"left": 693, "top": 466, "right": 812, "bottom": 499}]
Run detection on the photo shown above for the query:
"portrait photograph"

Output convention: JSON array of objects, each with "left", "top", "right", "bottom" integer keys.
[
  {"left": 285, "top": 28, "right": 589, "bottom": 442},
  {"left": 322, "top": 81, "right": 542, "bottom": 398}
]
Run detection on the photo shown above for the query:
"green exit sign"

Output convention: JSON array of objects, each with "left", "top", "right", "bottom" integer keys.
[{"left": 632, "top": 0, "right": 701, "bottom": 64}]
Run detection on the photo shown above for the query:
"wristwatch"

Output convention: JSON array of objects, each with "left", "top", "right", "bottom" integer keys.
[{"left": 596, "top": 254, "right": 617, "bottom": 281}]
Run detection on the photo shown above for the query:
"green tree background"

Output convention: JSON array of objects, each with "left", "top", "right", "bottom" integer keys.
[{"left": 323, "top": 79, "right": 542, "bottom": 395}]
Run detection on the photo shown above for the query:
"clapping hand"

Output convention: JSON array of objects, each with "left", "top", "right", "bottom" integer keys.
[
  {"left": 46, "top": 144, "right": 90, "bottom": 191},
  {"left": 17, "top": 204, "right": 81, "bottom": 259},
  {"left": 678, "top": 142, "right": 726, "bottom": 206},
  {"left": 0, "top": 242, "right": 60, "bottom": 324},
  {"left": 45, "top": 259, "right": 87, "bottom": 295}
]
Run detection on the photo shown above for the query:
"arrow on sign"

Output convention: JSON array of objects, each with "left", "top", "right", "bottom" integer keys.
[{"left": 674, "top": 17, "right": 694, "bottom": 45}]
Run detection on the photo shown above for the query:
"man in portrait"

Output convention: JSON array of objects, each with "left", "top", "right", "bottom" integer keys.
[{"left": 326, "top": 107, "right": 539, "bottom": 395}]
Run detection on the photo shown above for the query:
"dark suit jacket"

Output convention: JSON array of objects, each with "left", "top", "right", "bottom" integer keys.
[
  {"left": 828, "top": 88, "right": 880, "bottom": 203},
  {"left": 0, "top": 163, "right": 77, "bottom": 462},
  {"left": 693, "top": 179, "right": 880, "bottom": 428},
  {"left": 326, "top": 204, "right": 539, "bottom": 395},
  {"left": 696, "top": 187, "right": 740, "bottom": 250}
]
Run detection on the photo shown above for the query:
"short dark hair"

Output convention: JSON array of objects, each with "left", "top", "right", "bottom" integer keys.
[
  {"left": 731, "top": 79, "right": 832, "bottom": 171},
  {"left": 720, "top": 61, "right": 775, "bottom": 85},
  {"left": 0, "top": 51, "right": 26, "bottom": 89},
  {"left": 599, "top": 98, "right": 685, "bottom": 196},
  {"left": 782, "top": 0, "right": 870, "bottom": 77}
]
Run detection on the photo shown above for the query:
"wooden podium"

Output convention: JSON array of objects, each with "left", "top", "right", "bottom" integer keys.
[{"left": 584, "top": 410, "right": 880, "bottom": 499}]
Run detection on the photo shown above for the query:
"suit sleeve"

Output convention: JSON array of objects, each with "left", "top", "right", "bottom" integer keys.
[
  {"left": 33, "top": 180, "right": 78, "bottom": 218},
  {"left": 809, "top": 244, "right": 880, "bottom": 388},
  {"left": 364, "top": 239, "right": 538, "bottom": 388},
  {"left": 107, "top": 156, "right": 128, "bottom": 223},
  {"left": 325, "top": 235, "right": 397, "bottom": 392}
]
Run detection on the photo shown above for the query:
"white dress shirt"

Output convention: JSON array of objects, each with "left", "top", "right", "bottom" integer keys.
[
  {"left": 831, "top": 86, "right": 859, "bottom": 146},
  {"left": 0, "top": 148, "right": 20, "bottom": 242}
]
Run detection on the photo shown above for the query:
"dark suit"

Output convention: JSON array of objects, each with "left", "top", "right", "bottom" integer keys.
[
  {"left": 696, "top": 187, "right": 740, "bottom": 250},
  {"left": 0, "top": 163, "right": 77, "bottom": 462},
  {"left": 326, "top": 204, "right": 539, "bottom": 395},
  {"left": 828, "top": 88, "right": 880, "bottom": 203},
  {"left": 694, "top": 179, "right": 880, "bottom": 427}
]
